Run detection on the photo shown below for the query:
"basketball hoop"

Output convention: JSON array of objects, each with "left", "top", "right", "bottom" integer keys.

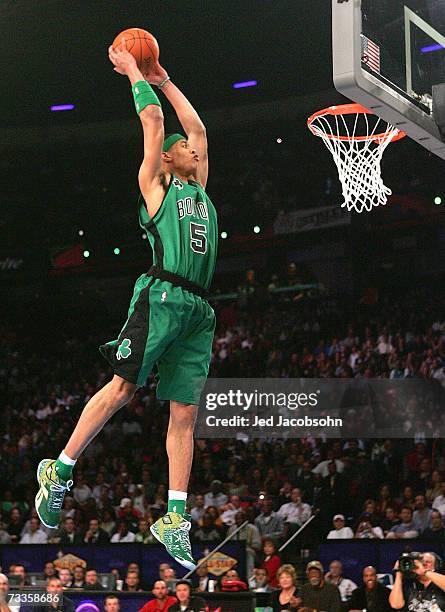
[{"left": 307, "top": 103, "right": 406, "bottom": 213}]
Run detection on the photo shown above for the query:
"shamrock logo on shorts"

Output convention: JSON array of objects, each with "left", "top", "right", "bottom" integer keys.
[{"left": 116, "top": 338, "right": 132, "bottom": 360}]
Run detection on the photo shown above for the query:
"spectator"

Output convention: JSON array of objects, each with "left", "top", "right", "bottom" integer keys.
[
  {"left": 118, "top": 498, "right": 141, "bottom": 532},
  {"left": 0, "top": 573, "right": 17, "bottom": 612},
  {"left": 168, "top": 580, "right": 206, "bottom": 612},
  {"left": 84, "top": 517, "right": 110, "bottom": 544},
  {"left": 100, "top": 508, "right": 117, "bottom": 536},
  {"left": 164, "top": 568, "right": 176, "bottom": 581},
  {"left": 123, "top": 570, "right": 142, "bottom": 592},
  {"left": 220, "top": 569, "right": 248, "bottom": 592},
  {"left": 412, "top": 494, "right": 433, "bottom": 534},
  {"left": 390, "top": 551, "right": 445, "bottom": 611},
  {"left": 227, "top": 510, "right": 261, "bottom": 578},
  {"left": 110, "top": 520, "right": 136, "bottom": 543},
  {"left": 33, "top": 577, "right": 75, "bottom": 611},
  {"left": 380, "top": 507, "right": 400, "bottom": 536},
  {"left": 426, "top": 471, "right": 443, "bottom": 504},
  {"left": 220, "top": 495, "right": 242, "bottom": 526},
  {"left": 19, "top": 517, "right": 48, "bottom": 543},
  {"left": 138, "top": 579, "right": 177, "bottom": 612},
  {"left": 72, "top": 566, "right": 85, "bottom": 588},
  {"left": 432, "top": 482, "right": 445, "bottom": 515},
  {"left": 324, "top": 560, "right": 357, "bottom": 602},
  {"left": 204, "top": 480, "right": 228, "bottom": 508},
  {"left": 327, "top": 515, "right": 354, "bottom": 539},
  {"left": 44, "top": 562, "right": 56, "bottom": 580},
  {"left": 7, "top": 508, "right": 24, "bottom": 543},
  {"left": 57, "top": 568, "right": 73, "bottom": 588},
  {"left": 193, "top": 512, "right": 222, "bottom": 542},
  {"left": 190, "top": 494, "right": 206, "bottom": 523},
  {"left": 249, "top": 567, "right": 273, "bottom": 593},
  {"left": 195, "top": 560, "right": 210, "bottom": 592},
  {"left": 260, "top": 538, "right": 281, "bottom": 588},
  {"left": 397, "top": 485, "right": 416, "bottom": 510},
  {"left": 104, "top": 595, "right": 121, "bottom": 612},
  {"left": 355, "top": 519, "right": 384, "bottom": 539},
  {"left": 347, "top": 565, "right": 391, "bottom": 612},
  {"left": 158, "top": 564, "right": 171, "bottom": 581},
  {"left": 386, "top": 506, "right": 419, "bottom": 539},
  {"left": 0, "top": 523, "right": 11, "bottom": 544},
  {"left": 59, "top": 517, "right": 83, "bottom": 545},
  {"left": 299, "top": 560, "right": 342, "bottom": 612},
  {"left": 422, "top": 510, "right": 445, "bottom": 541},
  {"left": 135, "top": 518, "right": 154, "bottom": 543},
  {"left": 254, "top": 497, "right": 284, "bottom": 540},
  {"left": 72, "top": 473, "right": 93, "bottom": 505},
  {"left": 277, "top": 488, "right": 312, "bottom": 528},
  {"left": 269, "top": 564, "right": 301, "bottom": 612},
  {"left": 83, "top": 568, "right": 105, "bottom": 591}
]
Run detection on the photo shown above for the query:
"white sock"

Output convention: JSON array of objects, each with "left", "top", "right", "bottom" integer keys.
[
  {"left": 58, "top": 450, "right": 77, "bottom": 466},
  {"left": 168, "top": 490, "right": 187, "bottom": 500}
]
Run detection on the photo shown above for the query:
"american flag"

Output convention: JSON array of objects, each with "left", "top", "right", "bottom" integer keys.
[{"left": 361, "top": 34, "right": 381, "bottom": 73}]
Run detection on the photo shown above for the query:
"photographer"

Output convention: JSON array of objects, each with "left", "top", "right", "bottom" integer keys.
[{"left": 389, "top": 552, "right": 445, "bottom": 610}]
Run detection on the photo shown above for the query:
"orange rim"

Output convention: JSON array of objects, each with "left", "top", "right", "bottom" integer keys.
[{"left": 307, "top": 103, "right": 406, "bottom": 143}]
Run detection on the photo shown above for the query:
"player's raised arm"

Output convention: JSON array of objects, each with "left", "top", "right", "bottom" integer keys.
[
  {"left": 143, "top": 62, "right": 209, "bottom": 188},
  {"left": 108, "top": 42, "right": 164, "bottom": 208}
]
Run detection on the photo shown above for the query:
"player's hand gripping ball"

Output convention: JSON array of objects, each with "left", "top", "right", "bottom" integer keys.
[{"left": 112, "top": 28, "right": 159, "bottom": 73}]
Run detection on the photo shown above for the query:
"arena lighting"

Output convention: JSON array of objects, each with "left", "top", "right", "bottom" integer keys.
[
  {"left": 434, "top": 196, "right": 443, "bottom": 205},
  {"left": 220, "top": 231, "right": 228, "bottom": 239},
  {"left": 254, "top": 225, "right": 261, "bottom": 233},
  {"left": 83, "top": 250, "right": 90, "bottom": 258},
  {"left": 142, "top": 233, "right": 147, "bottom": 240},
  {"left": 421, "top": 43, "right": 444, "bottom": 53},
  {"left": 276, "top": 137, "right": 283, "bottom": 143},
  {"left": 113, "top": 247, "right": 120, "bottom": 255},
  {"left": 78, "top": 229, "right": 84, "bottom": 236},
  {"left": 50, "top": 104, "right": 75, "bottom": 111},
  {"left": 232, "top": 80, "right": 257, "bottom": 89}
]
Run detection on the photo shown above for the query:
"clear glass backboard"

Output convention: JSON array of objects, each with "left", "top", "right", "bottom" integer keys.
[{"left": 332, "top": 0, "right": 445, "bottom": 159}]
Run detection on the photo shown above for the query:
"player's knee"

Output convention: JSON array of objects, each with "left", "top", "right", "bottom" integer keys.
[
  {"left": 110, "top": 375, "right": 136, "bottom": 406},
  {"left": 169, "top": 402, "right": 197, "bottom": 431}
]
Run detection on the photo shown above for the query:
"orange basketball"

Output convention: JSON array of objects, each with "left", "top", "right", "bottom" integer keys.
[{"left": 112, "top": 28, "right": 159, "bottom": 73}]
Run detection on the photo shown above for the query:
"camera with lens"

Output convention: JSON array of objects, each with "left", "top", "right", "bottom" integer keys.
[{"left": 399, "top": 552, "right": 423, "bottom": 574}]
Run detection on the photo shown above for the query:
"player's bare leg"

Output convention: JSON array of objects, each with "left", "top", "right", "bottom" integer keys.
[
  {"left": 150, "top": 401, "right": 198, "bottom": 571},
  {"left": 35, "top": 375, "right": 136, "bottom": 528},
  {"left": 167, "top": 402, "right": 197, "bottom": 492},
  {"left": 64, "top": 376, "right": 136, "bottom": 459}
]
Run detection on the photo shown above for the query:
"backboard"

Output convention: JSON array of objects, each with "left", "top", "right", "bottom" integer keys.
[{"left": 332, "top": 0, "right": 445, "bottom": 159}]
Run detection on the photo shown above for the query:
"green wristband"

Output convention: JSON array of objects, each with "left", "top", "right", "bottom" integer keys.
[{"left": 132, "top": 80, "right": 161, "bottom": 114}]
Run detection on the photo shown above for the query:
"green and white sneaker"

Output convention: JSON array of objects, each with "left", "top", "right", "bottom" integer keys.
[
  {"left": 150, "top": 512, "right": 196, "bottom": 570},
  {"left": 35, "top": 459, "right": 73, "bottom": 529}
]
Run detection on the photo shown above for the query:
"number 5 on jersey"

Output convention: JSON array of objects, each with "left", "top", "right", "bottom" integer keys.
[{"left": 190, "top": 222, "right": 207, "bottom": 254}]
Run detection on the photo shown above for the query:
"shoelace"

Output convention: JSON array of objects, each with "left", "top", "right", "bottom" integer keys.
[{"left": 48, "top": 480, "right": 73, "bottom": 512}]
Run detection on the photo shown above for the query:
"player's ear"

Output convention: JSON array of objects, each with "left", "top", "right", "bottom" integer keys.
[{"left": 161, "top": 151, "right": 172, "bottom": 164}]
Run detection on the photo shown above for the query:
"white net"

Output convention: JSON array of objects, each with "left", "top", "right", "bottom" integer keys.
[{"left": 309, "top": 109, "right": 403, "bottom": 213}]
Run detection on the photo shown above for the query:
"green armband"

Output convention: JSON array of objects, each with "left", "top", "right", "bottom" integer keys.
[{"left": 132, "top": 80, "right": 161, "bottom": 114}]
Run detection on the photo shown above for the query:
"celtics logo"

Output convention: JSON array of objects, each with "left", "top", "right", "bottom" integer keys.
[
  {"left": 173, "top": 178, "right": 184, "bottom": 190},
  {"left": 116, "top": 338, "right": 132, "bottom": 360}
]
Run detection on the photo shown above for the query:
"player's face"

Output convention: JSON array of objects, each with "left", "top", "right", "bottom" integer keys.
[{"left": 170, "top": 140, "right": 199, "bottom": 176}]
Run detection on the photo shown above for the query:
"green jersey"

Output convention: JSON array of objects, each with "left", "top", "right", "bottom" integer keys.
[{"left": 139, "top": 174, "right": 218, "bottom": 291}]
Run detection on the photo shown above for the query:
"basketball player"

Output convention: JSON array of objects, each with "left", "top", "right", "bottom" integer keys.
[{"left": 35, "top": 40, "right": 218, "bottom": 571}]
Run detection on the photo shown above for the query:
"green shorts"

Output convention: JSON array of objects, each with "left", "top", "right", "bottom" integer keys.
[{"left": 99, "top": 272, "right": 215, "bottom": 405}]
